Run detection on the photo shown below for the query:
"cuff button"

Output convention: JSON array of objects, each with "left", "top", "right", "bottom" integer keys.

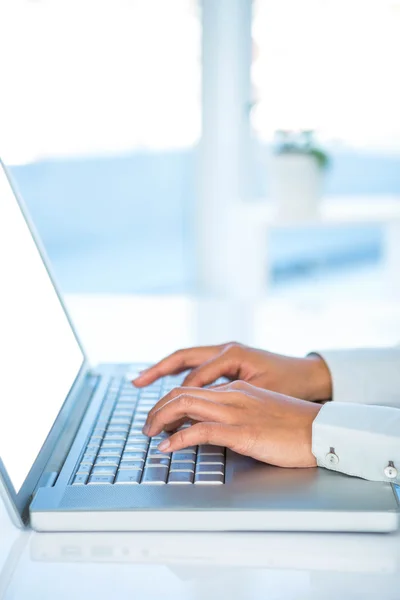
[
  {"left": 326, "top": 451, "right": 339, "bottom": 465},
  {"left": 384, "top": 463, "right": 398, "bottom": 479}
]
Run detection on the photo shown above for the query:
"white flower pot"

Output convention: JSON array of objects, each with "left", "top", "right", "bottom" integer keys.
[{"left": 268, "top": 153, "right": 324, "bottom": 222}]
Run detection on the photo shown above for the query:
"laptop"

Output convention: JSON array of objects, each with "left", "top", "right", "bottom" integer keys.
[{"left": 0, "top": 160, "right": 398, "bottom": 533}]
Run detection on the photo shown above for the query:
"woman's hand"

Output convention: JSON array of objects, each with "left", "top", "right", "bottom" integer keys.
[
  {"left": 134, "top": 342, "right": 332, "bottom": 402},
  {"left": 143, "top": 381, "right": 322, "bottom": 468}
]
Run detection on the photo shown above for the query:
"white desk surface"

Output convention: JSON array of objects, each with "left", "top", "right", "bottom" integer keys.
[{"left": 2, "top": 293, "right": 400, "bottom": 600}]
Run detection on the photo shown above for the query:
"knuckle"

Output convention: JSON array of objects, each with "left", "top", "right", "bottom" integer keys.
[
  {"left": 228, "top": 379, "right": 245, "bottom": 390},
  {"left": 197, "top": 422, "right": 212, "bottom": 440},
  {"left": 224, "top": 341, "right": 237, "bottom": 352},
  {"left": 223, "top": 342, "right": 245, "bottom": 360},
  {"left": 224, "top": 341, "right": 242, "bottom": 352},
  {"left": 171, "top": 386, "right": 183, "bottom": 397},
  {"left": 176, "top": 429, "right": 187, "bottom": 446},
  {"left": 172, "top": 349, "right": 184, "bottom": 357},
  {"left": 178, "top": 394, "right": 194, "bottom": 409}
]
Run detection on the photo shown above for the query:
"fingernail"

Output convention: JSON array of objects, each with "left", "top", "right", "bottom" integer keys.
[
  {"left": 142, "top": 423, "right": 150, "bottom": 435},
  {"left": 158, "top": 439, "right": 170, "bottom": 452}
]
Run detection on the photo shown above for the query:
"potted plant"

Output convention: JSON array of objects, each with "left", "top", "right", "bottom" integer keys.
[{"left": 268, "top": 129, "right": 330, "bottom": 221}]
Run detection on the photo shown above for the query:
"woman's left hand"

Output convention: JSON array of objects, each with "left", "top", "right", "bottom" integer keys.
[{"left": 143, "top": 381, "right": 322, "bottom": 468}]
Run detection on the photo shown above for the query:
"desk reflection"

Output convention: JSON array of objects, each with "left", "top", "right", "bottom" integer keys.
[{"left": 1, "top": 491, "right": 400, "bottom": 600}]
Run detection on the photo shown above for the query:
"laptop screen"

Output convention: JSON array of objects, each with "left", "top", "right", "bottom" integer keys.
[{"left": 0, "top": 165, "right": 84, "bottom": 493}]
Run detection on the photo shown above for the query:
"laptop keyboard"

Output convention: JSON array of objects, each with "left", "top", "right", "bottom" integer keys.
[{"left": 72, "top": 375, "right": 226, "bottom": 486}]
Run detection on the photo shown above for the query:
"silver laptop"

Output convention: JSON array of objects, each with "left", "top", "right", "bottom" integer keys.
[{"left": 0, "top": 160, "right": 398, "bottom": 533}]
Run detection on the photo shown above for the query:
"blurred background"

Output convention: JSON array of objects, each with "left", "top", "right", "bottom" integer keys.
[{"left": 1, "top": 0, "right": 400, "bottom": 355}]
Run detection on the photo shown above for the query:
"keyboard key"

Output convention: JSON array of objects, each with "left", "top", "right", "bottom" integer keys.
[
  {"left": 112, "top": 410, "right": 133, "bottom": 417},
  {"left": 88, "top": 475, "right": 114, "bottom": 484},
  {"left": 194, "top": 473, "right": 224, "bottom": 485},
  {"left": 130, "top": 427, "right": 148, "bottom": 435},
  {"left": 118, "top": 461, "right": 143, "bottom": 470},
  {"left": 73, "top": 474, "right": 89, "bottom": 485},
  {"left": 103, "top": 432, "right": 127, "bottom": 440},
  {"left": 76, "top": 464, "right": 92, "bottom": 475},
  {"left": 132, "top": 416, "right": 146, "bottom": 424},
  {"left": 196, "top": 464, "right": 224, "bottom": 475},
  {"left": 98, "top": 448, "right": 123, "bottom": 457},
  {"left": 169, "top": 462, "right": 195, "bottom": 472},
  {"left": 142, "top": 467, "right": 168, "bottom": 484},
  {"left": 92, "top": 466, "right": 118, "bottom": 476},
  {"left": 102, "top": 439, "right": 125, "bottom": 448},
  {"left": 135, "top": 407, "right": 152, "bottom": 414},
  {"left": 198, "top": 445, "right": 224, "bottom": 455},
  {"left": 114, "top": 408, "right": 136, "bottom": 415},
  {"left": 88, "top": 437, "right": 102, "bottom": 447},
  {"left": 107, "top": 425, "right": 130, "bottom": 433},
  {"left": 150, "top": 432, "right": 169, "bottom": 441},
  {"left": 149, "top": 440, "right": 168, "bottom": 449},
  {"left": 127, "top": 436, "right": 148, "bottom": 444},
  {"left": 132, "top": 424, "right": 146, "bottom": 432},
  {"left": 95, "top": 457, "right": 119, "bottom": 466},
  {"left": 125, "top": 442, "right": 149, "bottom": 452},
  {"left": 171, "top": 453, "right": 196, "bottom": 463},
  {"left": 197, "top": 456, "right": 224, "bottom": 465},
  {"left": 168, "top": 471, "right": 194, "bottom": 484},
  {"left": 115, "top": 470, "right": 142, "bottom": 484},
  {"left": 85, "top": 445, "right": 100, "bottom": 454},
  {"left": 91, "top": 429, "right": 106, "bottom": 438},
  {"left": 148, "top": 449, "right": 172, "bottom": 458},
  {"left": 146, "top": 457, "right": 170, "bottom": 467},
  {"left": 121, "top": 452, "right": 146, "bottom": 461},
  {"left": 81, "top": 454, "right": 97, "bottom": 465}
]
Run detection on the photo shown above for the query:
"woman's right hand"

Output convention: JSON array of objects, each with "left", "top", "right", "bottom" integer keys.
[{"left": 133, "top": 342, "right": 332, "bottom": 402}]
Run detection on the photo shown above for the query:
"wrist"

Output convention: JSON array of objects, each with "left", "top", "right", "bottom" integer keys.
[{"left": 305, "top": 354, "right": 332, "bottom": 402}]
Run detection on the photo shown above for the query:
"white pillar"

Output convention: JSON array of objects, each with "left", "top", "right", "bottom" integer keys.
[{"left": 197, "top": 0, "right": 254, "bottom": 299}]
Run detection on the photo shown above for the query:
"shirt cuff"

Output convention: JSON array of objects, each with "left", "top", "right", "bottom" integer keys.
[
  {"left": 312, "top": 402, "right": 400, "bottom": 483},
  {"left": 310, "top": 347, "right": 400, "bottom": 407}
]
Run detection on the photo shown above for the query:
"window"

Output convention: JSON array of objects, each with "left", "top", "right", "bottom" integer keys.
[
  {"left": 1, "top": 0, "right": 200, "bottom": 293},
  {"left": 252, "top": 0, "right": 400, "bottom": 150},
  {"left": 252, "top": 0, "right": 400, "bottom": 288}
]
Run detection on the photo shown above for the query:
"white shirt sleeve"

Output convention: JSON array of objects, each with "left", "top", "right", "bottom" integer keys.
[
  {"left": 312, "top": 402, "right": 400, "bottom": 483},
  {"left": 310, "top": 346, "right": 400, "bottom": 482},
  {"left": 312, "top": 347, "right": 400, "bottom": 407}
]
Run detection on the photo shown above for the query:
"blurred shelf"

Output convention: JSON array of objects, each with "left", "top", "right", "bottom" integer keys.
[{"left": 238, "top": 195, "right": 400, "bottom": 228}]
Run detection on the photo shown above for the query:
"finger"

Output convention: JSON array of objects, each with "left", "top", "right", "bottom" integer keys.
[
  {"left": 157, "top": 421, "right": 240, "bottom": 453},
  {"left": 164, "top": 418, "right": 196, "bottom": 432},
  {"left": 209, "top": 382, "right": 233, "bottom": 389},
  {"left": 182, "top": 353, "right": 241, "bottom": 388},
  {"left": 144, "top": 395, "right": 235, "bottom": 437},
  {"left": 146, "top": 386, "right": 237, "bottom": 422},
  {"left": 132, "top": 346, "right": 222, "bottom": 387}
]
